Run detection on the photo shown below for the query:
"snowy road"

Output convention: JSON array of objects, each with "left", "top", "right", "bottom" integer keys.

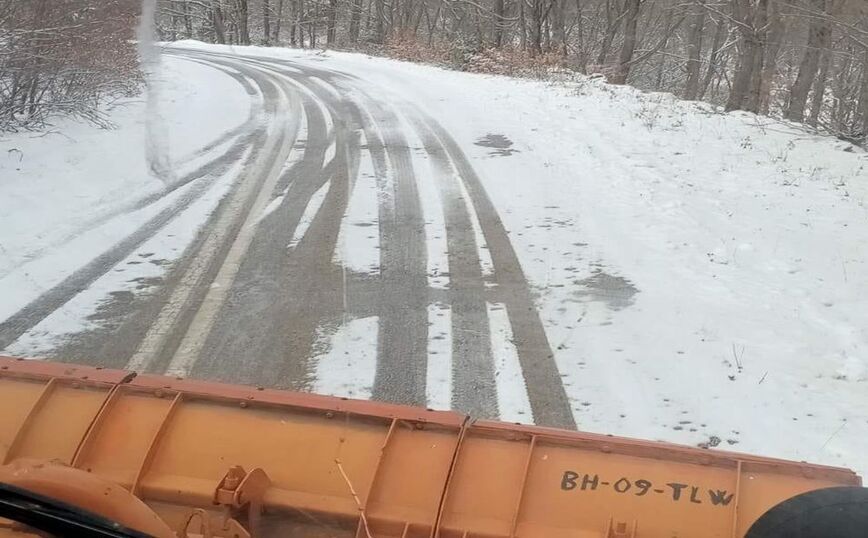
[
  {"left": 153, "top": 49, "right": 574, "bottom": 428},
  {"left": 0, "top": 47, "right": 575, "bottom": 429},
  {"left": 3, "top": 43, "right": 868, "bottom": 475}
]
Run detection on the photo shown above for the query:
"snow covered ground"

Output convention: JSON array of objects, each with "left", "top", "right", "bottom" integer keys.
[
  {"left": 0, "top": 54, "right": 252, "bottom": 346},
  {"left": 202, "top": 43, "right": 868, "bottom": 474},
  {"left": 2, "top": 41, "right": 867, "bottom": 476}
]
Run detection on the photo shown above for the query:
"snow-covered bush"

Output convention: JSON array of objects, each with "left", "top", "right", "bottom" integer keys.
[{"left": 0, "top": 0, "right": 141, "bottom": 131}]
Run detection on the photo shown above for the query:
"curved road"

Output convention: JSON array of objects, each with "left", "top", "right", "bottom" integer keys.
[{"left": 0, "top": 49, "right": 576, "bottom": 429}]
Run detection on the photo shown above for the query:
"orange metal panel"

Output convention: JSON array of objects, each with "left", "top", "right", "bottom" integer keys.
[
  {"left": 130, "top": 373, "right": 466, "bottom": 426},
  {"left": 437, "top": 421, "right": 860, "bottom": 538},
  {"left": 0, "top": 355, "right": 132, "bottom": 385},
  {"left": 364, "top": 422, "right": 463, "bottom": 535},
  {"left": 73, "top": 386, "right": 179, "bottom": 489},
  {"left": 0, "top": 356, "right": 861, "bottom": 538},
  {"left": 0, "top": 359, "right": 116, "bottom": 466},
  {"left": 0, "top": 377, "right": 51, "bottom": 464},
  {"left": 7, "top": 382, "right": 112, "bottom": 464}
]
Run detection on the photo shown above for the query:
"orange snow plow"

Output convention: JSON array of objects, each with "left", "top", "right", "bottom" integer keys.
[{"left": 0, "top": 355, "right": 864, "bottom": 538}]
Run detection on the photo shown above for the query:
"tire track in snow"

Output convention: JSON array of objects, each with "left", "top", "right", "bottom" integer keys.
[
  {"left": 28, "top": 60, "right": 280, "bottom": 368},
  {"left": 161, "top": 79, "right": 301, "bottom": 376},
  {"left": 124, "top": 55, "right": 306, "bottom": 376},
  {"left": 167, "top": 56, "right": 261, "bottom": 162},
  {"left": 0, "top": 57, "right": 261, "bottom": 284},
  {"left": 205, "top": 55, "right": 568, "bottom": 425},
  {"left": 415, "top": 114, "right": 576, "bottom": 429},
  {"left": 191, "top": 55, "right": 431, "bottom": 405},
  {"left": 0, "top": 132, "right": 264, "bottom": 353},
  {"left": 406, "top": 114, "right": 498, "bottom": 419},
  {"left": 244, "top": 57, "right": 431, "bottom": 406},
  {"left": 98, "top": 57, "right": 295, "bottom": 371},
  {"left": 252, "top": 72, "right": 360, "bottom": 388},
  {"left": 234, "top": 59, "right": 432, "bottom": 406},
  {"left": 351, "top": 92, "right": 429, "bottom": 407},
  {"left": 14, "top": 46, "right": 575, "bottom": 431},
  {"left": 295, "top": 57, "right": 571, "bottom": 426},
  {"left": 187, "top": 61, "right": 360, "bottom": 388}
]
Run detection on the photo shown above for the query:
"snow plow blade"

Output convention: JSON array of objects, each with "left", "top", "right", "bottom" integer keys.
[{"left": 0, "top": 356, "right": 861, "bottom": 538}]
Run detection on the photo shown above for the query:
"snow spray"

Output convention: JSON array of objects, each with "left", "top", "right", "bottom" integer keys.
[{"left": 138, "top": 0, "right": 176, "bottom": 186}]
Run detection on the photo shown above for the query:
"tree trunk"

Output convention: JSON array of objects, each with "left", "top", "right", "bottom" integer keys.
[
  {"left": 297, "top": 0, "right": 305, "bottom": 46},
  {"left": 786, "top": 0, "right": 831, "bottom": 122},
  {"left": 182, "top": 0, "right": 193, "bottom": 38},
  {"left": 830, "top": 51, "right": 851, "bottom": 132},
  {"left": 727, "top": 37, "right": 758, "bottom": 111},
  {"left": 756, "top": 0, "right": 783, "bottom": 114},
  {"left": 744, "top": 0, "right": 769, "bottom": 113},
  {"left": 552, "top": 0, "right": 566, "bottom": 55},
  {"left": 861, "top": 51, "right": 868, "bottom": 138},
  {"left": 237, "top": 0, "right": 250, "bottom": 45},
  {"left": 575, "top": 0, "right": 586, "bottom": 70},
  {"left": 596, "top": 0, "right": 619, "bottom": 67},
  {"left": 683, "top": 0, "right": 706, "bottom": 100},
  {"left": 808, "top": 48, "right": 831, "bottom": 127},
  {"left": 725, "top": 0, "right": 764, "bottom": 111},
  {"left": 699, "top": 14, "right": 726, "bottom": 100},
  {"left": 350, "top": 0, "right": 363, "bottom": 42},
  {"left": 529, "top": 0, "right": 543, "bottom": 55},
  {"left": 494, "top": 0, "right": 505, "bottom": 47},
  {"left": 213, "top": 1, "right": 227, "bottom": 44},
  {"left": 326, "top": 0, "right": 337, "bottom": 45},
  {"left": 274, "top": 0, "right": 285, "bottom": 43},
  {"left": 288, "top": 0, "right": 297, "bottom": 45},
  {"left": 263, "top": 0, "right": 271, "bottom": 44},
  {"left": 426, "top": 3, "right": 441, "bottom": 46},
  {"left": 654, "top": 5, "right": 676, "bottom": 90},
  {"left": 309, "top": 0, "right": 317, "bottom": 48},
  {"left": 610, "top": 0, "right": 641, "bottom": 84},
  {"left": 365, "top": 0, "right": 373, "bottom": 34},
  {"left": 374, "top": 0, "right": 385, "bottom": 42},
  {"left": 413, "top": 2, "right": 425, "bottom": 35}
]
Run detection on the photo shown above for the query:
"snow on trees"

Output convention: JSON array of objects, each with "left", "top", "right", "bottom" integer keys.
[
  {"left": 0, "top": 0, "right": 140, "bottom": 131},
  {"left": 156, "top": 0, "right": 868, "bottom": 143}
]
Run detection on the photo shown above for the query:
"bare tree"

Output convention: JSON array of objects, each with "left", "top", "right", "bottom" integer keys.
[
  {"left": 787, "top": 0, "right": 833, "bottom": 121},
  {"left": 140, "top": 0, "right": 868, "bottom": 146},
  {"left": 1, "top": 0, "right": 140, "bottom": 131},
  {"left": 610, "top": 0, "right": 642, "bottom": 83},
  {"left": 727, "top": 0, "right": 768, "bottom": 111},
  {"left": 683, "top": 0, "right": 707, "bottom": 100},
  {"left": 213, "top": 1, "right": 228, "bottom": 43},
  {"left": 264, "top": 0, "right": 272, "bottom": 44}
]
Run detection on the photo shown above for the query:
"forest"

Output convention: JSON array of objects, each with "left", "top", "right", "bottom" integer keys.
[
  {"left": 157, "top": 0, "right": 868, "bottom": 139},
  {"left": 1, "top": 0, "right": 867, "bottom": 142}
]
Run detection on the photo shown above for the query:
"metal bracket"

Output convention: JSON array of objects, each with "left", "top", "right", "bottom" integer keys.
[
  {"left": 181, "top": 508, "right": 251, "bottom": 538},
  {"left": 181, "top": 466, "right": 271, "bottom": 538},
  {"left": 605, "top": 517, "right": 638, "bottom": 538},
  {"left": 214, "top": 466, "right": 271, "bottom": 508}
]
